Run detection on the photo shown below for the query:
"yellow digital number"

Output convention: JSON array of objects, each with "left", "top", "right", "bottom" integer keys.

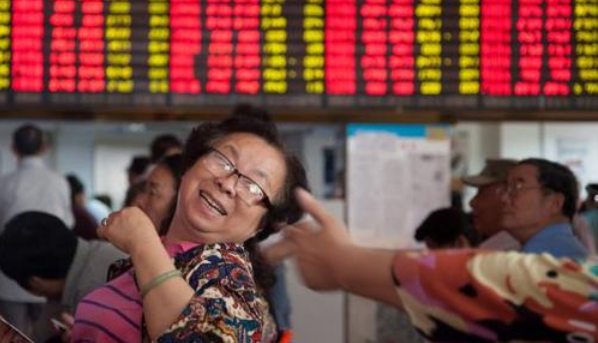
[
  {"left": 263, "top": 43, "right": 287, "bottom": 54},
  {"left": 106, "top": 15, "right": 131, "bottom": 26},
  {"left": 306, "top": 81, "right": 324, "bottom": 93},
  {"left": 107, "top": 53, "right": 131, "bottom": 65},
  {"left": 264, "top": 81, "right": 287, "bottom": 93},
  {"left": 148, "top": 54, "right": 169, "bottom": 67},
  {"left": 459, "top": 82, "right": 480, "bottom": 94},
  {"left": 265, "top": 30, "right": 287, "bottom": 41},
  {"left": 148, "top": 2, "right": 168, "bottom": 14},
  {"left": 107, "top": 80, "right": 134, "bottom": 93},
  {"left": 106, "top": 27, "right": 131, "bottom": 40},
  {"left": 421, "top": 82, "right": 441, "bottom": 94},
  {"left": 306, "top": 43, "right": 324, "bottom": 54},
  {"left": 109, "top": 2, "right": 131, "bottom": 14},
  {"left": 108, "top": 41, "right": 131, "bottom": 51},
  {"left": 263, "top": 69, "right": 287, "bottom": 80},
  {"left": 149, "top": 15, "right": 169, "bottom": 27},
  {"left": 459, "top": 69, "right": 479, "bottom": 80},
  {"left": 261, "top": 4, "right": 282, "bottom": 16},
  {"left": 148, "top": 42, "right": 169, "bottom": 53},
  {"left": 150, "top": 80, "right": 169, "bottom": 93}
]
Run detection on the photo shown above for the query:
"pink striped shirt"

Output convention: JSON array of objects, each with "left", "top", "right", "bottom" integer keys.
[{"left": 72, "top": 241, "right": 199, "bottom": 343}]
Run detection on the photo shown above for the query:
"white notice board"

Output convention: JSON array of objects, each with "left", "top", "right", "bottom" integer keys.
[{"left": 347, "top": 124, "right": 451, "bottom": 249}]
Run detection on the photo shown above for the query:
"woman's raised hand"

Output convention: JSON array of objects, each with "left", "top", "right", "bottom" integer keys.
[{"left": 97, "top": 207, "right": 159, "bottom": 255}]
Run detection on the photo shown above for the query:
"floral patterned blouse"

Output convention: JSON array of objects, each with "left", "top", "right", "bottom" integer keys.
[{"left": 72, "top": 242, "right": 277, "bottom": 343}]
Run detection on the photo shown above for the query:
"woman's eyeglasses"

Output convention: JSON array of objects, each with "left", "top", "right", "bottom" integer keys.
[{"left": 202, "top": 148, "right": 272, "bottom": 208}]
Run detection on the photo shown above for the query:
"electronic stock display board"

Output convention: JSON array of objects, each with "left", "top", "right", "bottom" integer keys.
[{"left": 1, "top": 0, "right": 597, "bottom": 113}]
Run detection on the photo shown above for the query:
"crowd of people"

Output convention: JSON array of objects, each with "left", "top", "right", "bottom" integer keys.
[{"left": 0, "top": 110, "right": 596, "bottom": 343}]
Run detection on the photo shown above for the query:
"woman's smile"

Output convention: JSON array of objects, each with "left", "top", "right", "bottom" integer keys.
[{"left": 199, "top": 190, "right": 227, "bottom": 216}]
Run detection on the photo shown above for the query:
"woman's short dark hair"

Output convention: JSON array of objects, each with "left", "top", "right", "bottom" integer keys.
[
  {"left": 0, "top": 212, "right": 78, "bottom": 289},
  {"left": 519, "top": 158, "right": 579, "bottom": 220},
  {"left": 183, "top": 110, "right": 309, "bottom": 289}
]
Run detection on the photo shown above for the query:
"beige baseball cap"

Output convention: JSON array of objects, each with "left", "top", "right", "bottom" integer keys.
[{"left": 462, "top": 159, "right": 518, "bottom": 187}]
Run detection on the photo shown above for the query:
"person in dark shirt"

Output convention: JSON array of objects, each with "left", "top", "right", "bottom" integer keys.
[{"left": 66, "top": 174, "right": 99, "bottom": 241}]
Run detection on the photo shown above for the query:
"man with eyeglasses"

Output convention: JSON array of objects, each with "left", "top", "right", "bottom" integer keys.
[
  {"left": 581, "top": 184, "right": 598, "bottom": 242},
  {"left": 499, "top": 158, "right": 588, "bottom": 259},
  {"left": 462, "top": 158, "right": 521, "bottom": 250}
]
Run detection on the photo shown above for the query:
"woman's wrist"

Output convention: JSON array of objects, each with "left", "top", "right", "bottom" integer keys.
[
  {"left": 129, "top": 231, "right": 163, "bottom": 261},
  {"left": 129, "top": 234, "right": 173, "bottom": 279}
]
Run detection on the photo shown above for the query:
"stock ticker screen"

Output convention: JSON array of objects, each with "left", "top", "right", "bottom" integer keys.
[{"left": 1, "top": 0, "right": 597, "bottom": 112}]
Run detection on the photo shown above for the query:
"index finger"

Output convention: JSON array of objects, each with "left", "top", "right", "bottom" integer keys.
[{"left": 294, "top": 188, "right": 339, "bottom": 228}]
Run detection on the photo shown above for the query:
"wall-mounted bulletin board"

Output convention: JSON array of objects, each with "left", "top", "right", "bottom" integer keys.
[{"left": 345, "top": 123, "right": 451, "bottom": 343}]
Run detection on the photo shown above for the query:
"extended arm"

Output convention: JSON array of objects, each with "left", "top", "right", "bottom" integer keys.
[{"left": 287, "top": 189, "right": 402, "bottom": 308}]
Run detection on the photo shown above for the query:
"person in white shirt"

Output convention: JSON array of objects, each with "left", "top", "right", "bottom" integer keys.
[
  {"left": 0, "top": 124, "right": 73, "bottom": 336},
  {"left": 462, "top": 158, "right": 521, "bottom": 250}
]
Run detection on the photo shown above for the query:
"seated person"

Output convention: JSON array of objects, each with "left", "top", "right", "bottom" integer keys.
[{"left": 0, "top": 211, "right": 126, "bottom": 341}]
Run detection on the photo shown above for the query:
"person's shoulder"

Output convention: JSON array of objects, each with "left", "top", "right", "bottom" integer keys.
[
  {"left": 183, "top": 242, "right": 248, "bottom": 262},
  {"left": 183, "top": 243, "right": 255, "bottom": 289},
  {"left": 32, "top": 166, "right": 70, "bottom": 186}
]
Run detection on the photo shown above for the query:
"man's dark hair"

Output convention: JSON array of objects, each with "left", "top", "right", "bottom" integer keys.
[
  {"left": 0, "top": 212, "right": 78, "bottom": 289},
  {"left": 182, "top": 107, "right": 309, "bottom": 290},
  {"left": 13, "top": 124, "right": 44, "bottom": 156},
  {"left": 150, "top": 134, "right": 182, "bottom": 163},
  {"left": 519, "top": 158, "right": 579, "bottom": 220}
]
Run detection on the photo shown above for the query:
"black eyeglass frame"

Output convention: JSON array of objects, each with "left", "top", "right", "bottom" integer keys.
[{"left": 205, "top": 147, "right": 273, "bottom": 209}]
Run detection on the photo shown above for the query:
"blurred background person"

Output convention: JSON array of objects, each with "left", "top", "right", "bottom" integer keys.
[
  {"left": 123, "top": 180, "right": 147, "bottom": 208},
  {"left": 414, "top": 207, "right": 478, "bottom": 249},
  {"left": 500, "top": 158, "right": 588, "bottom": 259},
  {"left": 66, "top": 174, "right": 99, "bottom": 241},
  {"left": 136, "top": 154, "right": 183, "bottom": 236},
  {"left": 0, "top": 212, "right": 125, "bottom": 342},
  {"left": 581, "top": 183, "right": 598, "bottom": 248},
  {"left": 149, "top": 134, "right": 183, "bottom": 164},
  {"left": 462, "top": 158, "right": 520, "bottom": 250},
  {"left": 126, "top": 155, "right": 151, "bottom": 186},
  {"left": 0, "top": 124, "right": 73, "bottom": 336}
]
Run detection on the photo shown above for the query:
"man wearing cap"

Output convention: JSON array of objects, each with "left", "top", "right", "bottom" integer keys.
[{"left": 462, "top": 159, "right": 521, "bottom": 250}]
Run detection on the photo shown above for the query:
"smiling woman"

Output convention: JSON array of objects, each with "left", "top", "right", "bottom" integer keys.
[{"left": 72, "top": 113, "right": 308, "bottom": 343}]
